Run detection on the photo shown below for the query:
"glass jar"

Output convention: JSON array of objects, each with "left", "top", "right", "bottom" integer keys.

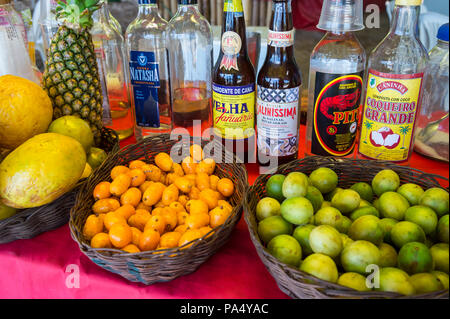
[{"left": 414, "top": 23, "right": 449, "bottom": 162}]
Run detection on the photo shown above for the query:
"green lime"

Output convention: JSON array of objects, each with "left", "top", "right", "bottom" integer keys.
[
  {"left": 267, "top": 234, "right": 302, "bottom": 267},
  {"left": 309, "top": 167, "right": 338, "bottom": 194},
  {"left": 348, "top": 215, "right": 384, "bottom": 246},
  {"left": 358, "top": 199, "right": 373, "bottom": 208},
  {"left": 299, "top": 253, "right": 339, "bottom": 283},
  {"left": 409, "top": 273, "right": 444, "bottom": 294},
  {"left": 336, "top": 215, "right": 352, "bottom": 234},
  {"left": 331, "top": 189, "right": 361, "bottom": 214},
  {"left": 397, "top": 183, "right": 425, "bottom": 206},
  {"left": 341, "top": 240, "right": 380, "bottom": 275},
  {"left": 379, "top": 218, "right": 399, "bottom": 244},
  {"left": 420, "top": 188, "right": 449, "bottom": 217},
  {"left": 391, "top": 221, "right": 426, "bottom": 248},
  {"left": 373, "top": 198, "right": 380, "bottom": 212},
  {"left": 257, "top": 215, "right": 293, "bottom": 244},
  {"left": 280, "top": 197, "right": 314, "bottom": 225},
  {"left": 87, "top": 147, "right": 108, "bottom": 169},
  {"left": 324, "top": 187, "right": 343, "bottom": 202},
  {"left": 437, "top": 215, "right": 449, "bottom": 243},
  {"left": 309, "top": 225, "right": 343, "bottom": 258},
  {"left": 305, "top": 186, "right": 324, "bottom": 213},
  {"left": 350, "top": 206, "right": 380, "bottom": 221},
  {"left": 431, "top": 271, "right": 449, "bottom": 290},
  {"left": 375, "top": 267, "right": 416, "bottom": 296},
  {"left": 282, "top": 172, "right": 309, "bottom": 199},
  {"left": 314, "top": 206, "right": 343, "bottom": 229},
  {"left": 378, "top": 243, "right": 398, "bottom": 268},
  {"left": 372, "top": 169, "right": 400, "bottom": 197},
  {"left": 404, "top": 205, "right": 438, "bottom": 235},
  {"left": 48, "top": 115, "right": 94, "bottom": 153},
  {"left": 337, "top": 272, "right": 371, "bottom": 292},
  {"left": 321, "top": 201, "right": 332, "bottom": 209},
  {"left": 256, "top": 197, "right": 281, "bottom": 222},
  {"left": 378, "top": 192, "right": 410, "bottom": 220},
  {"left": 430, "top": 243, "right": 449, "bottom": 273},
  {"left": 351, "top": 182, "right": 374, "bottom": 202},
  {"left": 292, "top": 224, "right": 315, "bottom": 256},
  {"left": 265, "top": 174, "right": 286, "bottom": 203},
  {"left": 340, "top": 233, "right": 354, "bottom": 249},
  {"left": 0, "top": 203, "right": 17, "bottom": 220},
  {"left": 398, "top": 242, "right": 433, "bottom": 275}
]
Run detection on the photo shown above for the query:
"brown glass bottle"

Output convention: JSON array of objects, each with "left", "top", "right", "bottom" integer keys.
[
  {"left": 212, "top": 0, "right": 256, "bottom": 163},
  {"left": 257, "top": 0, "right": 302, "bottom": 167}
]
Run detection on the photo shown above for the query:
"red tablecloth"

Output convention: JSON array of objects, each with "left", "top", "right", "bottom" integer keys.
[{"left": 0, "top": 129, "right": 448, "bottom": 299}]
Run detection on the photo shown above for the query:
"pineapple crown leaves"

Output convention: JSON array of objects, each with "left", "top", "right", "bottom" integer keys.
[{"left": 55, "top": 0, "right": 101, "bottom": 31}]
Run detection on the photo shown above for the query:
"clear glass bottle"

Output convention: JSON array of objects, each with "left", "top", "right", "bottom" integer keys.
[
  {"left": 38, "top": 0, "right": 59, "bottom": 57},
  {"left": 414, "top": 23, "right": 449, "bottom": 162},
  {"left": 358, "top": 0, "right": 428, "bottom": 164},
  {"left": 306, "top": 0, "right": 366, "bottom": 158},
  {"left": 125, "top": 0, "right": 172, "bottom": 140},
  {"left": 168, "top": 0, "right": 213, "bottom": 135},
  {"left": 92, "top": 0, "right": 134, "bottom": 140},
  {"left": 104, "top": 0, "right": 123, "bottom": 34}
]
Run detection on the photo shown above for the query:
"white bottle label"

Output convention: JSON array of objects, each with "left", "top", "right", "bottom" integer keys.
[{"left": 268, "top": 30, "right": 294, "bottom": 48}]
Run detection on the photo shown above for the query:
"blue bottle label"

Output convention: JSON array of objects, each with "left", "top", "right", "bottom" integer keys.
[{"left": 129, "top": 50, "right": 161, "bottom": 128}]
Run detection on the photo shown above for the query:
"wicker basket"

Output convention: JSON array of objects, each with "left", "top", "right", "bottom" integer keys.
[
  {"left": 69, "top": 134, "right": 248, "bottom": 285},
  {"left": 0, "top": 128, "right": 119, "bottom": 244},
  {"left": 244, "top": 156, "right": 449, "bottom": 299}
]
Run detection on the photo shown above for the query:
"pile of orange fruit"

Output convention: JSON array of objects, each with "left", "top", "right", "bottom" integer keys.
[{"left": 82, "top": 145, "right": 235, "bottom": 254}]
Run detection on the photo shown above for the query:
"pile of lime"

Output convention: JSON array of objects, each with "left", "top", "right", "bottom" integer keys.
[{"left": 256, "top": 168, "right": 449, "bottom": 295}]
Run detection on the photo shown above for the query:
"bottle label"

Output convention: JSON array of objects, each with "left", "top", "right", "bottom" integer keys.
[
  {"left": 224, "top": 0, "right": 244, "bottom": 13},
  {"left": 268, "top": 30, "right": 294, "bottom": 48},
  {"left": 129, "top": 50, "right": 161, "bottom": 128},
  {"left": 359, "top": 69, "right": 424, "bottom": 162},
  {"left": 213, "top": 83, "right": 255, "bottom": 140},
  {"left": 257, "top": 86, "right": 300, "bottom": 157},
  {"left": 311, "top": 71, "right": 364, "bottom": 156}
]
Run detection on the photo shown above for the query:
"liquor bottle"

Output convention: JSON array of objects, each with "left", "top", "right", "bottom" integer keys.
[
  {"left": 212, "top": 0, "right": 256, "bottom": 163},
  {"left": 92, "top": 0, "right": 133, "bottom": 140},
  {"left": 104, "top": 0, "right": 123, "bottom": 35},
  {"left": 257, "top": 0, "right": 302, "bottom": 166},
  {"left": 38, "top": 0, "right": 59, "bottom": 57},
  {"left": 125, "top": 0, "right": 172, "bottom": 141},
  {"left": 358, "top": 0, "right": 428, "bottom": 164},
  {"left": 306, "top": 0, "right": 366, "bottom": 158},
  {"left": 168, "top": 0, "right": 213, "bottom": 135}
]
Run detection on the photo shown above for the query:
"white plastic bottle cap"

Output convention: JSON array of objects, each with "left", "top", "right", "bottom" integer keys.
[{"left": 317, "top": 0, "right": 365, "bottom": 32}]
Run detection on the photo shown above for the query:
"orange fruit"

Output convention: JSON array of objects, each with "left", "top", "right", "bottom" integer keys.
[
  {"left": 196, "top": 173, "right": 210, "bottom": 191},
  {"left": 122, "top": 244, "right": 141, "bottom": 254},
  {"left": 184, "top": 174, "right": 197, "bottom": 184},
  {"left": 171, "top": 162, "right": 185, "bottom": 176},
  {"left": 107, "top": 198, "right": 121, "bottom": 211},
  {"left": 174, "top": 224, "right": 188, "bottom": 234},
  {"left": 128, "top": 169, "right": 146, "bottom": 187},
  {"left": 83, "top": 215, "right": 104, "bottom": 240},
  {"left": 199, "top": 226, "right": 213, "bottom": 237},
  {"left": 115, "top": 204, "right": 136, "bottom": 220},
  {"left": 209, "top": 175, "right": 220, "bottom": 191},
  {"left": 155, "top": 152, "right": 173, "bottom": 172},
  {"left": 91, "top": 233, "right": 112, "bottom": 248},
  {"left": 154, "top": 201, "right": 166, "bottom": 208},
  {"left": 166, "top": 173, "right": 179, "bottom": 185},
  {"left": 93, "top": 182, "right": 111, "bottom": 201},
  {"left": 103, "top": 211, "right": 127, "bottom": 231},
  {"left": 189, "top": 186, "right": 201, "bottom": 200},
  {"left": 142, "top": 182, "right": 165, "bottom": 207},
  {"left": 178, "top": 229, "right": 203, "bottom": 248},
  {"left": 181, "top": 156, "right": 198, "bottom": 175},
  {"left": 130, "top": 227, "right": 142, "bottom": 246},
  {"left": 127, "top": 209, "right": 151, "bottom": 231},
  {"left": 110, "top": 173, "right": 132, "bottom": 197},
  {"left": 120, "top": 187, "right": 142, "bottom": 207},
  {"left": 111, "top": 165, "right": 130, "bottom": 180},
  {"left": 136, "top": 202, "right": 152, "bottom": 213},
  {"left": 162, "top": 184, "right": 179, "bottom": 206},
  {"left": 139, "top": 181, "right": 154, "bottom": 194},
  {"left": 169, "top": 201, "right": 186, "bottom": 213},
  {"left": 190, "top": 144, "right": 204, "bottom": 162},
  {"left": 199, "top": 189, "right": 219, "bottom": 210},
  {"left": 209, "top": 206, "right": 232, "bottom": 228},
  {"left": 160, "top": 232, "right": 182, "bottom": 249},
  {"left": 139, "top": 228, "right": 161, "bottom": 251},
  {"left": 129, "top": 160, "right": 146, "bottom": 170},
  {"left": 144, "top": 215, "right": 167, "bottom": 234},
  {"left": 174, "top": 176, "right": 195, "bottom": 193},
  {"left": 151, "top": 207, "right": 164, "bottom": 216},
  {"left": 109, "top": 223, "right": 132, "bottom": 248},
  {"left": 159, "top": 172, "right": 167, "bottom": 184},
  {"left": 196, "top": 158, "right": 216, "bottom": 175},
  {"left": 218, "top": 200, "right": 233, "bottom": 213},
  {"left": 185, "top": 213, "right": 210, "bottom": 229},
  {"left": 141, "top": 164, "right": 162, "bottom": 182},
  {"left": 178, "top": 195, "right": 189, "bottom": 207},
  {"left": 217, "top": 178, "right": 234, "bottom": 197},
  {"left": 162, "top": 207, "right": 178, "bottom": 231},
  {"left": 92, "top": 198, "right": 116, "bottom": 214},
  {"left": 186, "top": 199, "right": 209, "bottom": 215},
  {"left": 177, "top": 210, "right": 189, "bottom": 226}
]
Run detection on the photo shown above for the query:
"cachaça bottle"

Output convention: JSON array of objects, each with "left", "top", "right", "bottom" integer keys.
[
  {"left": 213, "top": 0, "right": 256, "bottom": 163},
  {"left": 257, "top": 0, "right": 302, "bottom": 167},
  {"left": 306, "top": 0, "right": 366, "bottom": 158},
  {"left": 168, "top": 0, "right": 213, "bottom": 135},
  {"left": 358, "top": 0, "right": 428, "bottom": 164},
  {"left": 125, "top": 0, "right": 172, "bottom": 141}
]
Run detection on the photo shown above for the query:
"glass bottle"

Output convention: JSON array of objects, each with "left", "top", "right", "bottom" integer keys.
[
  {"left": 414, "top": 23, "right": 449, "bottom": 162},
  {"left": 12, "top": 0, "right": 34, "bottom": 63},
  {"left": 358, "top": 0, "right": 428, "bottom": 164},
  {"left": 168, "top": 0, "right": 213, "bottom": 135},
  {"left": 104, "top": 0, "right": 122, "bottom": 34},
  {"left": 92, "top": 0, "right": 134, "bottom": 140},
  {"left": 38, "top": 0, "right": 59, "bottom": 57},
  {"left": 212, "top": 0, "right": 256, "bottom": 163},
  {"left": 125, "top": 0, "right": 172, "bottom": 141},
  {"left": 306, "top": 0, "right": 366, "bottom": 158},
  {"left": 257, "top": 0, "right": 302, "bottom": 167}
]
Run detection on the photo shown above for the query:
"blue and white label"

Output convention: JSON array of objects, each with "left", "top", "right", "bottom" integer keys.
[{"left": 129, "top": 50, "right": 161, "bottom": 128}]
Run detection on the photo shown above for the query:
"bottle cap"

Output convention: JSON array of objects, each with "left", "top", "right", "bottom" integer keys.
[
  {"left": 395, "top": 0, "right": 423, "bottom": 6},
  {"left": 179, "top": 0, "right": 198, "bottom": 4},
  {"left": 437, "top": 23, "right": 449, "bottom": 42},
  {"left": 317, "top": 0, "right": 364, "bottom": 32}
]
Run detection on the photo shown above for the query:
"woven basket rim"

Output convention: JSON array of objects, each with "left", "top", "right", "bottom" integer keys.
[{"left": 244, "top": 156, "right": 449, "bottom": 299}]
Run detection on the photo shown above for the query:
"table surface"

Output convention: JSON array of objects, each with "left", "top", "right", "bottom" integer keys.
[{"left": 0, "top": 129, "right": 448, "bottom": 299}]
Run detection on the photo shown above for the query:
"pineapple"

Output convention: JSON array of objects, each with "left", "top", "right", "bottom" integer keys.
[{"left": 42, "top": 0, "right": 104, "bottom": 144}]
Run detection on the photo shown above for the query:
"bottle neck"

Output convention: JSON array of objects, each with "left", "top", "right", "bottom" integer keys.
[
  {"left": 137, "top": 1, "right": 159, "bottom": 17},
  {"left": 267, "top": 0, "right": 294, "bottom": 64},
  {"left": 221, "top": 1, "right": 248, "bottom": 55},
  {"left": 390, "top": 4, "right": 420, "bottom": 36},
  {"left": 176, "top": 3, "right": 199, "bottom": 15}
]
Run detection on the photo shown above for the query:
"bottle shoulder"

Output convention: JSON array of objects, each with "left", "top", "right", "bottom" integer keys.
[
  {"left": 168, "top": 11, "right": 212, "bottom": 35},
  {"left": 125, "top": 15, "right": 169, "bottom": 38},
  {"left": 258, "top": 59, "right": 302, "bottom": 89}
]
